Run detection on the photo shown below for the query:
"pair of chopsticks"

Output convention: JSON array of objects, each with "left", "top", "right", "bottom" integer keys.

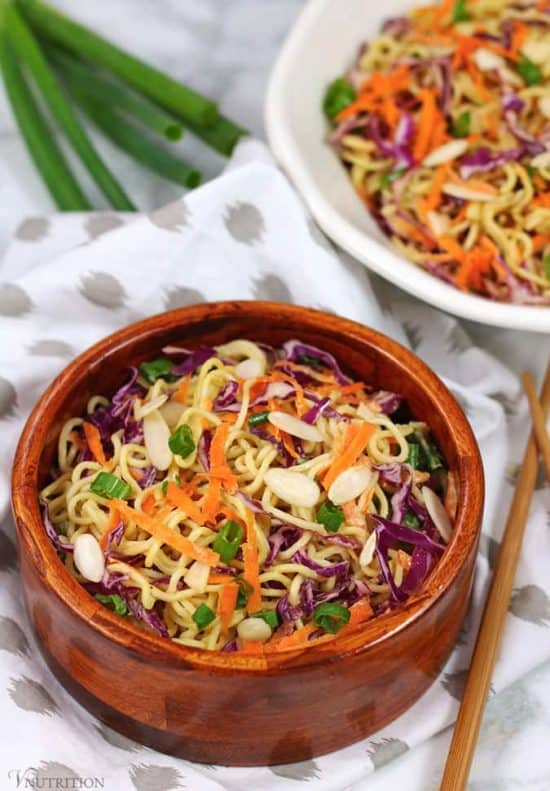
[{"left": 440, "top": 360, "right": 550, "bottom": 791}]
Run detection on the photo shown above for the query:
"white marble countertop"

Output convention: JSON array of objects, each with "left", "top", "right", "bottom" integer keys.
[{"left": 1, "top": 2, "right": 549, "bottom": 790}]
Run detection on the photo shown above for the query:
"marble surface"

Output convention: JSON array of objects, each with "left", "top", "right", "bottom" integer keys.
[{"left": 0, "top": 2, "right": 549, "bottom": 789}]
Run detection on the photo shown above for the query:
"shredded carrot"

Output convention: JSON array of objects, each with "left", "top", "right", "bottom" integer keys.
[
  {"left": 243, "top": 509, "right": 261, "bottom": 613},
  {"left": 165, "top": 482, "right": 205, "bottom": 524},
  {"left": 509, "top": 22, "right": 527, "bottom": 60},
  {"left": 142, "top": 494, "right": 156, "bottom": 515},
  {"left": 413, "top": 89, "right": 439, "bottom": 162},
  {"left": 82, "top": 421, "right": 110, "bottom": 468},
  {"left": 532, "top": 193, "right": 550, "bottom": 209},
  {"left": 174, "top": 375, "right": 190, "bottom": 404},
  {"left": 267, "top": 624, "right": 320, "bottom": 651},
  {"left": 346, "top": 598, "right": 373, "bottom": 627},
  {"left": 323, "top": 422, "right": 375, "bottom": 490},
  {"left": 202, "top": 477, "right": 222, "bottom": 523},
  {"left": 209, "top": 573, "right": 235, "bottom": 584},
  {"left": 114, "top": 500, "right": 219, "bottom": 566},
  {"left": 532, "top": 235, "right": 550, "bottom": 253},
  {"left": 208, "top": 423, "right": 237, "bottom": 494},
  {"left": 426, "top": 165, "right": 449, "bottom": 211},
  {"left": 280, "top": 431, "right": 299, "bottom": 460},
  {"left": 99, "top": 506, "right": 121, "bottom": 551},
  {"left": 240, "top": 641, "right": 265, "bottom": 654},
  {"left": 484, "top": 111, "right": 499, "bottom": 141},
  {"left": 432, "top": 0, "right": 454, "bottom": 25},
  {"left": 272, "top": 371, "right": 308, "bottom": 416},
  {"left": 218, "top": 582, "right": 239, "bottom": 634}
]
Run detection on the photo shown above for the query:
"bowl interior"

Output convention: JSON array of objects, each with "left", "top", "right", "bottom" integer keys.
[
  {"left": 20, "top": 302, "right": 482, "bottom": 670},
  {"left": 265, "top": 0, "right": 550, "bottom": 332}
]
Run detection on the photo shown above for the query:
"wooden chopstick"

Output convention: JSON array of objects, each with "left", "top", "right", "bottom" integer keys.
[
  {"left": 522, "top": 371, "right": 550, "bottom": 482},
  {"left": 439, "top": 360, "right": 550, "bottom": 791}
]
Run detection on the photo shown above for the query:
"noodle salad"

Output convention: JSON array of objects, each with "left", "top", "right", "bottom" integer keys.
[
  {"left": 41, "top": 340, "right": 453, "bottom": 653},
  {"left": 324, "top": 0, "right": 550, "bottom": 304}
]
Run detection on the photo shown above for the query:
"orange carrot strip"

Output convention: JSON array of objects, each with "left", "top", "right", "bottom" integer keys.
[
  {"left": 209, "top": 572, "right": 235, "bottom": 584},
  {"left": 347, "top": 598, "right": 373, "bottom": 627},
  {"left": 323, "top": 422, "right": 375, "bottom": 490},
  {"left": 243, "top": 509, "right": 261, "bottom": 613},
  {"left": 114, "top": 500, "right": 219, "bottom": 566},
  {"left": 83, "top": 421, "right": 109, "bottom": 467},
  {"left": 165, "top": 482, "right": 205, "bottom": 524},
  {"left": 438, "top": 235, "right": 467, "bottom": 263},
  {"left": 142, "top": 494, "right": 156, "bottom": 515},
  {"left": 218, "top": 582, "right": 239, "bottom": 635},
  {"left": 532, "top": 234, "right": 550, "bottom": 253},
  {"left": 280, "top": 431, "right": 299, "bottom": 460},
  {"left": 174, "top": 375, "right": 190, "bottom": 404},
  {"left": 413, "top": 89, "right": 438, "bottom": 162},
  {"left": 426, "top": 165, "right": 449, "bottom": 211},
  {"left": 202, "top": 477, "right": 221, "bottom": 523},
  {"left": 509, "top": 22, "right": 527, "bottom": 60},
  {"left": 99, "top": 506, "right": 121, "bottom": 551}
]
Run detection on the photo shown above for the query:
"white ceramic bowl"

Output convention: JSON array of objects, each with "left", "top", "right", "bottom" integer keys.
[{"left": 265, "top": 0, "right": 550, "bottom": 333}]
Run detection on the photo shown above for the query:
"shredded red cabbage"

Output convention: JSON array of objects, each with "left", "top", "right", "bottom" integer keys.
[
  {"left": 369, "top": 390, "right": 403, "bottom": 415},
  {"left": 282, "top": 340, "right": 352, "bottom": 385},
  {"left": 292, "top": 551, "right": 349, "bottom": 578},
  {"left": 42, "top": 503, "right": 73, "bottom": 553},
  {"left": 172, "top": 347, "right": 216, "bottom": 377},
  {"left": 459, "top": 146, "right": 522, "bottom": 180},
  {"left": 197, "top": 429, "right": 212, "bottom": 472},
  {"left": 266, "top": 524, "right": 302, "bottom": 566}
]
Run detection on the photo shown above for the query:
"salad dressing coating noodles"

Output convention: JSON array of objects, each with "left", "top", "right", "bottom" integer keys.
[
  {"left": 324, "top": 0, "right": 550, "bottom": 304},
  {"left": 41, "top": 339, "right": 452, "bottom": 652}
]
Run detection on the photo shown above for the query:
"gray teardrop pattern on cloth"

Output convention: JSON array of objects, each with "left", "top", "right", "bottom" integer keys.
[
  {"left": 79, "top": 272, "right": 127, "bottom": 309},
  {"left": 33, "top": 762, "right": 80, "bottom": 786},
  {"left": 28, "top": 339, "right": 74, "bottom": 357},
  {"left": 14, "top": 217, "right": 50, "bottom": 242},
  {"left": 0, "top": 283, "right": 34, "bottom": 318},
  {"left": 0, "top": 616, "right": 29, "bottom": 656},
  {"left": 441, "top": 668, "right": 469, "bottom": 701},
  {"left": 0, "top": 528, "right": 17, "bottom": 572},
  {"left": 84, "top": 213, "right": 124, "bottom": 240},
  {"left": 270, "top": 759, "right": 322, "bottom": 780},
  {"left": 224, "top": 202, "right": 265, "bottom": 244},
  {"left": 94, "top": 722, "right": 141, "bottom": 752},
  {"left": 479, "top": 533, "right": 500, "bottom": 571},
  {"left": 0, "top": 377, "right": 18, "bottom": 419},
  {"left": 251, "top": 273, "right": 293, "bottom": 303},
  {"left": 8, "top": 676, "right": 58, "bottom": 715},
  {"left": 509, "top": 585, "right": 550, "bottom": 626},
  {"left": 402, "top": 320, "right": 422, "bottom": 351},
  {"left": 148, "top": 200, "right": 190, "bottom": 233},
  {"left": 129, "top": 764, "right": 184, "bottom": 791},
  {"left": 366, "top": 738, "right": 410, "bottom": 769},
  {"left": 163, "top": 286, "right": 206, "bottom": 310}
]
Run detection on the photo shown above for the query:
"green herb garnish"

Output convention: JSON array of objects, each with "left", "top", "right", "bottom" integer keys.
[
  {"left": 452, "top": 0, "right": 471, "bottom": 23},
  {"left": 451, "top": 111, "right": 471, "bottom": 138},
  {"left": 312, "top": 602, "right": 350, "bottom": 634},
  {"left": 139, "top": 358, "right": 175, "bottom": 383},
  {"left": 517, "top": 56, "right": 542, "bottom": 86},
  {"left": 213, "top": 520, "right": 243, "bottom": 563},
  {"left": 90, "top": 471, "right": 131, "bottom": 500},
  {"left": 168, "top": 424, "right": 195, "bottom": 458},
  {"left": 380, "top": 168, "right": 406, "bottom": 189},
  {"left": 316, "top": 500, "right": 344, "bottom": 533},
  {"left": 406, "top": 442, "right": 420, "bottom": 469},
  {"left": 94, "top": 593, "right": 128, "bottom": 616},
  {"left": 250, "top": 609, "right": 279, "bottom": 629},
  {"left": 249, "top": 410, "right": 270, "bottom": 427},
  {"left": 235, "top": 577, "right": 254, "bottom": 609},
  {"left": 192, "top": 603, "right": 216, "bottom": 630},
  {"left": 323, "top": 77, "right": 356, "bottom": 119},
  {"left": 403, "top": 512, "right": 421, "bottom": 529}
]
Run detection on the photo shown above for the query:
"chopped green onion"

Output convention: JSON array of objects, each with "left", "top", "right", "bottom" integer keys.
[
  {"left": 213, "top": 520, "right": 243, "bottom": 563},
  {"left": 517, "top": 56, "right": 542, "bottom": 86},
  {"left": 183, "top": 113, "right": 247, "bottom": 158},
  {"left": 312, "top": 602, "right": 350, "bottom": 634},
  {"left": 323, "top": 77, "right": 356, "bottom": 120},
  {"left": 139, "top": 358, "right": 174, "bottom": 383},
  {"left": 380, "top": 168, "right": 406, "bottom": 189},
  {"left": 192, "top": 603, "right": 215, "bottom": 630},
  {"left": 316, "top": 500, "right": 344, "bottom": 533},
  {"left": 168, "top": 424, "right": 195, "bottom": 458},
  {"left": 236, "top": 577, "right": 253, "bottom": 609},
  {"left": 249, "top": 410, "right": 270, "bottom": 427},
  {"left": 451, "top": 111, "right": 471, "bottom": 139},
  {"left": 91, "top": 471, "right": 131, "bottom": 500},
  {"left": 0, "top": 30, "right": 90, "bottom": 210},
  {"left": 403, "top": 512, "right": 421, "bottom": 529},
  {"left": 527, "top": 165, "right": 537, "bottom": 184},
  {"left": 413, "top": 429, "right": 444, "bottom": 472},
  {"left": 406, "top": 442, "right": 421, "bottom": 469},
  {"left": 544, "top": 254, "right": 550, "bottom": 281},
  {"left": 452, "top": 0, "right": 471, "bottom": 23},
  {"left": 94, "top": 593, "right": 128, "bottom": 616},
  {"left": 4, "top": 2, "right": 135, "bottom": 210},
  {"left": 298, "top": 354, "right": 322, "bottom": 369},
  {"left": 19, "top": 0, "right": 219, "bottom": 128},
  {"left": 250, "top": 609, "right": 279, "bottom": 629}
]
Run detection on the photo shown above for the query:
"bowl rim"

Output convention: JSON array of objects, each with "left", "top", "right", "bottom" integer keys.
[
  {"left": 264, "top": 0, "right": 550, "bottom": 334},
  {"left": 11, "top": 301, "right": 484, "bottom": 674}
]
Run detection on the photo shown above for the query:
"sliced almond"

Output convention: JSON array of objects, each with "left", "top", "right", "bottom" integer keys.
[
  {"left": 531, "top": 150, "right": 550, "bottom": 170},
  {"left": 268, "top": 411, "right": 322, "bottom": 442},
  {"left": 237, "top": 617, "right": 272, "bottom": 643},
  {"left": 521, "top": 38, "right": 550, "bottom": 65},
  {"left": 427, "top": 210, "right": 449, "bottom": 237},
  {"left": 473, "top": 47, "right": 505, "bottom": 71},
  {"left": 423, "top": 139, "right": 468, "bottom": 168},
  {"left": 74, "top": 533, "right": 105, "bottom": 583},
  {"left": 264, "top": 468, "right": 320, "bottom": 508},
  {"left": 328, "top": 465, "right": 375, "bottom": 506},
  {"left": 235, "top": 358, "right": 263, "bottom": 380},
  {"left": 184, "top": 560, "right": 210, "bottom": 593},
  {"left": 539, "top": 96, "right": 550, "bottom": 121},
  {"left": 442, "top": 182, "right": 495, "bottom": 202},
  {"left": 359, "top": 530, "right": 377, "bottom": 569},
  {"left": 135, "top": 394, "right": 168, "bottom": 420},
  {"left": 143, "top": 409, "right": 173, "bottom": 471},
  {"left": 160, "top": 399, "right": 186, "bottom": 428},
  {"left": 423, "top": 486, "right": 452, "bottom": 543}
]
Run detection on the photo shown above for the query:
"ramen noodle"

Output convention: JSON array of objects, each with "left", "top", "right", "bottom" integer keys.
[
  {"left": 324, "top": 0, "right": 550, "bottom": 304},
  {"left": 41, "top": 340, "right": 452, "bottom": 652}
]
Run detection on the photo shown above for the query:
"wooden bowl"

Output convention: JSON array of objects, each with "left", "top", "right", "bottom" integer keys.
[{"left": 11, "top": 302, "right": 483, "bottom": 766}]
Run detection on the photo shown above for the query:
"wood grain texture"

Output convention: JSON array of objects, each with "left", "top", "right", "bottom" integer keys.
[
  {"left": 11, "top": 301, "right": 484, "bottom": 765},
  {"left": 440, "top": 362, "right": 550, "bottom": 791}
]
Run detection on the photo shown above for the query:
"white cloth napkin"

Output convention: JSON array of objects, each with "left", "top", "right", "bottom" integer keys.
[{"left": 0, "top": 140, "right": 549, "bottom": 791}]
